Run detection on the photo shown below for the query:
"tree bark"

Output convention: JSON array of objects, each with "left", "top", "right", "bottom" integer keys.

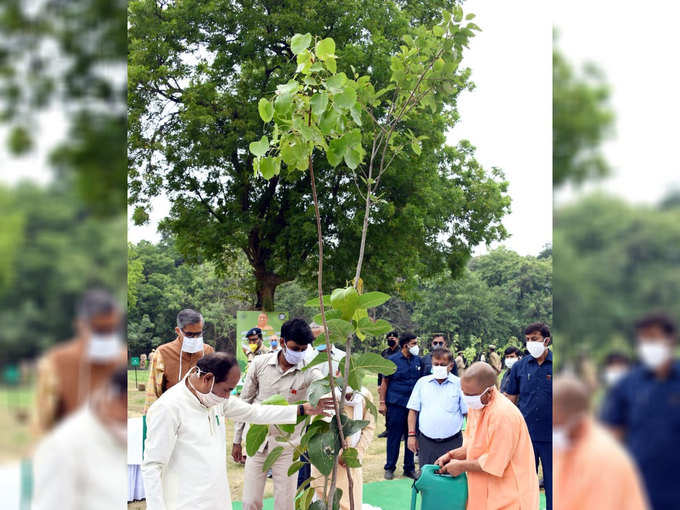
[{"left": 254, "top": 270, "right": 282, "bottom": 311}]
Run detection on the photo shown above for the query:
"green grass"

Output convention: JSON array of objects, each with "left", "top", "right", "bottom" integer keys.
[{"left": 0, "top": 384, "right": 35, "bottom": 462}]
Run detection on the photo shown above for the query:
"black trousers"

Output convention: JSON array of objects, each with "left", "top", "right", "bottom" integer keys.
[{"left": 417, "top": 431, "right": 463, "bottom": 468}]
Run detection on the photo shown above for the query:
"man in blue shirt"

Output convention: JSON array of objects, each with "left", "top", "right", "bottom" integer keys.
[
  {"left": 600, "top": 313, "right": 680, "bottom": 510},
  {"left": 406, "top": 348, "right": 466, "bottom": 469},
  {"left": 500, "top": 346, "right": 522, "bottom": 393},
  {"left": 379, "top": 331, "right": 422, "bottom": 480},
  {"left": 420, "top": 334, "right": 458, "bottom": 377},
  {"left": 504, "top": 322, "right": 553, "bottom": 510}
]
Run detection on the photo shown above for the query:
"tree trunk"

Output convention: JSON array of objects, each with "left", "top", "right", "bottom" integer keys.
[{"left": 254, "top": 270, "right": 282, "bottom": 311}]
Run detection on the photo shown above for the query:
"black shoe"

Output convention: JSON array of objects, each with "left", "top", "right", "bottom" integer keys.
[
  {"left": 384, "top": 470, "right": 394, "bottom": 480},
  {"left": 378, "top": 430, "right": 388, "bottom": 438},
  {"left": 403, "top": 470, "right": 418, "bottom": 480}
]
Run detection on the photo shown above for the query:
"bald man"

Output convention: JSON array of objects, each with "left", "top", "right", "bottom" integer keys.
[
  {"left": 436, "top": 362, "right": 539, "bottom": 510},
  {"left": 553, "top": 376, "right": 649, "bottom": 510}
]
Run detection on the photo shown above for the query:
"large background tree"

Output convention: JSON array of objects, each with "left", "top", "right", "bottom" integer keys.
[{"left": 128, "top": 0, "right": 510, "bottom": 309}]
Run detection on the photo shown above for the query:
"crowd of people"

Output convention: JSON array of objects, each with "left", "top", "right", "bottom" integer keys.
[{"left": 22, "top": 288, "right": 680, "bottom": 510}]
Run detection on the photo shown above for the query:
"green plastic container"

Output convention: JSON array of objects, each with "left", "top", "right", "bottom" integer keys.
[{"left": 410, "top": 464, "right": 468, "bottom": 510}]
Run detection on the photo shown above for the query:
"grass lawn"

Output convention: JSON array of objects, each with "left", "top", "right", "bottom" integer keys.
[{"left": 0, "top": 385, "right": 35, "bottom": 463}]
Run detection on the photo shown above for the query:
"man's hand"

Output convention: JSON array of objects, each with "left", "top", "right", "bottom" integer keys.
[
  {"left": 450, "top": 446, "right": 466, "bottom": 460},
  {"left": 434, "top": 451, "right": 451, "bottom": 468},
  {"left": 231, "top": 443, "right": 246, "bottom": 464},
  {"left": 407, "top": 436, "right": 418, "bottom": 453},
  {"left": 303, "top": 397, "right": 335, "bottom": 416},
  {"left": 378, "top": 401, "right": 387, "bottom": 416},
  {"left": 437, "top": 460, "right": 465, "bottom": 477}
]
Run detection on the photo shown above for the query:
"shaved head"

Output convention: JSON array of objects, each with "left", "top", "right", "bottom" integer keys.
[
  {"left": 461, "top": 362, "right": 498, "bottom": 394},
  {"left": 553, "top": 375, "right": 590, "bottom": 426}
]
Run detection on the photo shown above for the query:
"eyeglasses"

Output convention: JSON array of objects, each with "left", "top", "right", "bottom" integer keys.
[
  {"left": 182, "top": 329, "right": 203, "bottom": 338},
  {"left": 432, "top": 342, "right": 444, "bottom": 347}
]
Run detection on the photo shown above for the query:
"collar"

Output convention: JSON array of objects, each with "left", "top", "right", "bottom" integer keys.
[
  {"left": 178, "top": 377, "right": 210, "bottom": 412},
  {"left": 528, "top": 349, "right": 553, "bottom": 364}
]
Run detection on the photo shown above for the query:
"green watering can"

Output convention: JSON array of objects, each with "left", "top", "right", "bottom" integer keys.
[{"left": 410, "top": 464, "right": 468, "bottom": 510}]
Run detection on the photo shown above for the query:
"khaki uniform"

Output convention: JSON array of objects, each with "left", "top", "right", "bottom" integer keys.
[
  {"left": 144, "top": 338, "right": 214, "bottom": 412},
  {"left": 32, "top": 337, "right": 125, "bottom": 436},
  {"left": 234, "top": 351, "right": 323, "bottom": 510},
  {"left": 488, "top": 351, "right": 502, "bottom": 374}
]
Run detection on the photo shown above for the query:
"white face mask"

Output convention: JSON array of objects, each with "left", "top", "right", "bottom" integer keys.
[
  {"left": 87, "top": 333, "right": 123, "bottom": 362},
  {"left": 526, "top": 340, "right": 546, "bottom": 359},
  {"left": 604, "top": 367, "right": 627, "bottom": 386},
  {"left": 463, "top": 386, "right": 492, "bottom": 410},
  {"left": 188, "top": 368, "right": 226, "bottom": 407},
  {"left": 181, "top": 335, "right": 204, "bottom": 353},
  {"left": 638, "top": 340, "right": 671, "bottom": 370},
  {"left": 283, "top": 345, "right": 306, "bottom": 365},
  {"left": 505, "top": 357, "right": 518, "bottom": 369},
  {"left": 408, "top": 345, "right": 420, "bottom": 356},
  {"left": 432, "top": 365, "right": 449, "bottom": 379}
]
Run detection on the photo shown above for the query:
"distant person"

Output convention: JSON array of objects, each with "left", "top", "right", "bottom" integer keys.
[
  {"left": 32, "top": 290, "right": 125, "bottom": 436},
  {"left": 140, "top": 353, "right": 147, "bottom": 370},
  {"left": 269, "top": 335, "right": 281, "bottom": 353},
  {"left": 435, "top": 362, "right": 539, "bottom": 510},
  {"left": 487, "top": 344, "right": 502, "bottom": 374},
  {"left": 455, "top": 351, "right": 466, "bottom": 375},
  {"left": 143, "top": 352, "right": 333, "bottom": 510},
  {"left": 377, "top": 330, "right": 400, "bottom": 438},
  {"left": 500, "top": 346, "right": 521, "bottom": 393},
  {"left": 406, "top": 349, "right": 466, "bottom": 469},
  {"left": 233, "top": 319, "right": 325, "bottom": 510},
  {"left": 554, "top": 375, "right": 649, "bottom": 510},
  {"left": 600, "top": 313, "right": 680, "bottom": 510},
  {"left": 242, "top": 327, "right": 268, "bottom": 364},
  {"left": 379, "top": 332, "right": 422, "bottom": 480},
  {"left": 504, "top": 322, "right": 553, "bottom": 510},
  {"left": 602, "top": 351, "right": 631, "bottom": 388},
  {"left": 144, "top": 309, "right": 214, "bottom": 411},
  {"left": 304, "top": 321, "right": 345, "bottom": 377},
  {"left": 421, "top": 334, "right": 458, "bottom": 377},
  {"left": 32, "top": 366, "right": 127, "bottom": 510}
]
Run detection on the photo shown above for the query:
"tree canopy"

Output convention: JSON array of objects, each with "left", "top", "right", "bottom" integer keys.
[{"left": 128, "top": 0, "right": 510, "bottom": 308}]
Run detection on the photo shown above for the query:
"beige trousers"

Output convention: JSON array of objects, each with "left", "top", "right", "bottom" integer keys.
[{"left": 242, "top": 446, "right": 296, "bottom": 510}]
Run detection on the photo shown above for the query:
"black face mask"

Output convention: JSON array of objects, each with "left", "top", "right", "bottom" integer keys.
[{"left": 387, "top": 338, "right": 397, "bottom": 348}]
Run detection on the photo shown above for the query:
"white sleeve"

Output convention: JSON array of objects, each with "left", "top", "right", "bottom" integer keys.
[
  {"left": 142, "top": 403, "right": 179, "bottom": 510},
  {"left": 221, "top": 397, "right": 297, "bottom": 425},
  {"left": 32, "top": 432, "right": 77, "bottom": 510}
]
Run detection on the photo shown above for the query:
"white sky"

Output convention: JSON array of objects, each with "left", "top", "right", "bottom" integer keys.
[{"left": 554, "top": 0, "right": 680, "bottom": 207}]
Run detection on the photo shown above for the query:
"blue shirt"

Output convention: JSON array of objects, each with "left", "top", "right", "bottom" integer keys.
[
  {"left": 385, "top": 351, "right": 422, "bottom": 407},
  {"left": 600, "top": 360, "right": 680, "bottom": 510},
  {"left": 406, "top": 374, "right": 467, "bottom": 439},
  {"left": 504, "top": 350, "right": 552, "bottom": 442}
]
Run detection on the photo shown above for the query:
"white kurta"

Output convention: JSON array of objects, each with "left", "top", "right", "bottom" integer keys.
[
  {"left": 142, "top": 380, "right": 297, "bottom": 510},
  {"left": 32, "top": 405, "right": 127, "bottom": 510}
]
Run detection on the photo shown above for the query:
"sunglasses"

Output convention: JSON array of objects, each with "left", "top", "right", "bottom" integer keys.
[
  {"left": 432, "top": 341, "right": 445, "bottom": 347},
  {"left": 182, "top": 329, "right": 203, "bottom": 338}
]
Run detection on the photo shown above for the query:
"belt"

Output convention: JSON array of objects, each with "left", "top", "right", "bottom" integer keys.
[{"left": 419, "top": 430, "right": 462, "bottom": 443}]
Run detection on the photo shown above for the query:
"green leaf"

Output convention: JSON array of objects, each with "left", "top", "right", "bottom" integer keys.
[
  {"left": 357, "top": 317, "right": 392, "bottom": 336},
  {"left": 311, "top": 93, "right": 329, "bottom": 116},
  {"left": 312, "top": 309, "right": 342, "bottom": 324},
  {"left": 343, "top": 129, "right": 362, "bottom": 148},
  {"left": 274, "top": 93, "right": 294, "bottom": 116},
  {"left": 355, "top": 352, "right": 397, "bottom": 375},
  {"left": 319, "top": 109, "right": 340, "bottom": 136},
  {"left": 325, "top": 56, "right": 337, "bottom": 74},
  {"left": 334, "top": 88, "right": 357, "bottom": 110},
  {"left": 327, "top": 138, "right": 345, "bottom": 167},
  {"left": 277, "top": 80, "right": 300, "bottom": 96},
  {"left": 364, "top": 396, "right": 378, "bottom": 422},
  {"left": 330, "top": 286, "right": 360, "bottom": 319},
  {"left": 339, "top": 414, "right": 369, "bottom": 437},
  {"left": 325, "top": 73, "right": 347, "bottom": 94},
  {"left": 287, "top": 460, "right": 306, "bottom": 477},
  {"left": 325, "top": 318, "right": 354, "bottom": 340},
  {"left": 249, "top": 136, "right": 269, "bottom": 157},
  {"left": 307, "top": 378, "right": 330, "bottom": 406},
  {"left": 341, "top": 447, "right": 361, "bottom": 468},
  {"left": 349, "top": 103, "right": 362, "bottom": 126},
  {"left": 309, "top": 501, "right": 326, "bottom": 510},
  {"left": 290, "top": 33, "right": 312, "bottom": 55},
  {"left": 259, "top": 157, "right": 279, "bottom": 179},
  {"left": 245, "top": 424, "right": 269, "bottom": 456},
  {"left": 315, "top": 38, "right": 336, "bottom": 61},
  {"left": 262, "top": 394, "right": 289, "bottom": 406},
  {"left": 411, "top": 140, "right": 422, "bottom": 156},
  {"left": 304, "top": 295, "right": 331, "bottom": 307},
  {"left": 262, "top": 446, "right": 284, "bottom": 472},
  {"left": 302, "top": 351, "right": 328, "bottom": 371},
  {"left": 308, "top": 430, "right": 340, "bottom": 476},
  {"left": 344, "top": 147, "right": 362, "bottom": 170},
  {"left": 357, "top": 291, "right": 391, "bottom": 308},
  {"left": 258, "top": 98, "right": 274, "bottom": 123}
]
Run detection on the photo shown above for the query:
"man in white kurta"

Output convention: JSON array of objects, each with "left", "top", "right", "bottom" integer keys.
[{"left": 143, "top": 352, "right": 329, "bottom": 510}]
